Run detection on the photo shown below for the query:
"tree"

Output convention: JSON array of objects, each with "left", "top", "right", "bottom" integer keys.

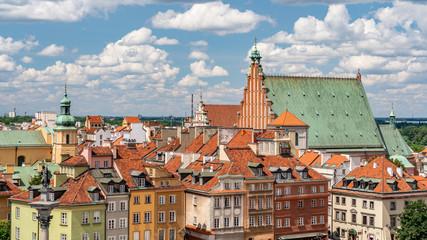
[
  {"left": 396, "top": 200, "right": 427, "bottom": 240},
  {"left": 29, "top": 174, "right": 42, "bottom": 185},
  {"left": 0, "top": 221, "right": 10, "bottom": 240}
]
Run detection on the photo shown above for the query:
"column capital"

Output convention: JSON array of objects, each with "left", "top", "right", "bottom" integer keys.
[{"left": 37, "top": 215, "right": 53, "bottom": 229}]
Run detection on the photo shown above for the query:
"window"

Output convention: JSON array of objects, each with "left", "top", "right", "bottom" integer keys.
[
  {"left": 369, "top": 216, "right": 374, "bottom": 226},
  {"left": 119, "top": 236, "right": 127, "bottom": 240},
  {"left": 119, "top": 218, "right": 127, "bottom": 228},
  {"left": 224, "top": 197, "right": 231, "bottom": 208},
  {"left": 319, "top": 186, "right": 324, "bottom": 192},
  {"left": 139, "top": 178, "right": 145, "bottom": 187},
  {"left": 144, "top": 231, "right": 150, "bottom": 240},
  {"left": 61, "top": 234, "right": 67, "bottom": 240},
  {"left": 158, "top": 212, "right": 165, "bottom": 223},
  {"left": 390, "top": 216, "right": 396, "bottom": 227},
  {"left": 159, "top": 230, "right": 165, "bottom": 240},
  {"left": 298, "top": 187, "right": 304, "bottom": 194},
  {"left": 390, "top": 201, "right": 396, "bottom": 210},
  {"left": 298, "top": 217, "right": 304, "bottom": 226},
  {"left": 250, "top": 199, "right": 255, "bottom": 209},
  {"left": 169, "top": 229, "right": 175, "bottom": 240},
  {"left": 159, "top": 196, "right": 165, "bottom": 205},
  {"left": 144, "top": 212, "right": 151, "bottom": 223},
  {"left": 363, "top": 215, "right": 367, "bottom": 225},
  {"left": 169, "top": 211, "right": 176, "bottom": 222},
  {"left": 224, "top": 217, "right": 230, "bottom": 227},
  {"left": 342, "top": 197, "right": 346, "bottom": 205},
  {"left": 133, "top": 213, "right": 140, "bottom": 224},
  {"left": 32, "top": 212, "right": 37, "bottom": 221},
  {"left": 214, "top": 197, "right": 220, "bottom": 208},
  {"left": 193, "top": 216, "right": 197, "bottom": 225},
  {"left": 94, "top": 211, "right": 100, "bottom": 223},
  {"left": 319, "top": 199, "right": 324, "bottom": 207},
  {"left": 161, "top": 181, "right": 165, "bottom": 187},
  {"left": 352, "top": 198, "right": 356, "bottom": 206},
  {"left": 234, "top": 196, "right": 241, "bottom": 207},
  {"left": 295, "top": 132, "right": 299, "bottom": 146},
  {"left": 93, "top": 232, "right": 100, "bottom": 240},
  {"left": 82, "top": 212, "right": 89, "bottom": 224},
  {"left": 276, "top": 202, "right": 282, "bottom": 210},
  {"left": 104, "top": 161, "right": 108, "bottom": 168},
  {"left": 15, "top": 227, "right": 20, "bottom": 239},
  {"left": 250, "top": 184, "right": 255, "bottom": 191},
  {"left": 267, "top": 183, "right": 272, "bottom": 190},
  {"left": 49, "top": 192, "right": 55, "bottom": 201},
  {"left": 234, "top": 216, "right": 240, "bottom": 226},
  {"left": 298, "top": 200, "right": 303, "bottom": 208},
  {"left": 363, "top": 200, "right": 367, "bottom": 208},
  {"left": 32, "top": 232, "right": 36, "bottom": 240},
  {"left": 257, "top": 215, "right": 263, "bottom": 226},
  {"left": 120, "top": 201, "right": 127, "bottom": 211},
  {"left": 94, "top": 192, "right": 99, "bottom": 201},
  {"left": 95, "top": 161, "right": 100, "bottom": 168},
  {"left": 145, "top": 195, "right": 151, "bottom": 204},
  {"left": 312, "top": 216, "right": 317, "bottom": 225},
  {"left": 260, "top": 142, "right": 263, "bottom": 152},
  {"left": 352, "top": 214, "right": 356, "bottom": 223},
  {"left": 214, "top": 218, "right": 220, "bottom": 228},
  {"left": 342, "top": 212, "right": 346, "bottom": 221},
  {"left": 108, "top": 219, "right": 116, "bottom": 229},
  {"left": 266, "top": 215, "right": 272, "bottom": 225},
  {"left": 270, "top": 142, "right": 274, "bottom": 153},
  {"left": 258, "top": 198, "right": 263, "bottom": 209},
  {"left": 120, "top": 184, "right": 126, "bottom": 192},
  {"left": 166, "top": 180, "right": 170, "bottom": 187},
  {"left": 285, "top": 187, "right": 291, "bottom": 195},
  {"left": 107, "top": 237, "right": 116, "bottom": 240},
  {"left": 235, "top": 182, "right": 241, "bottom": 189},
  {"left": 369, "top": 201, "right": 374, "bottom": 209},
  {"left": 170, "top": 195, "right": 176, "bottom": 204},
  {"left": 319, "top": 216, "right": 324, "bottom": 224},
  {"left": 61, "top": 212, "right": 67, "bottom": 225},
  {"left": 15, "top": 207, "right": 20, "bottom": 219},
  {"left": 312, "top": 186, "right": 317, "bottom": 193},
  {"left": 336, "top": 197, "right": 340, "bottom": 204},
  {"left": 193, "top": 196, "right": 197, "bottom": 206},
  {"left": 258, "top": 183, "right": 264, "bottom": 191},
  {"left": 336, "top": 211, "right": 340, "bottom": 221},
  {"left": 284, "top": 218, "right": 290, "bottom": 227},
  {"left": 224, "top": 182, "right": 230, "bottom": 190},
  {"left": 134, "top": 196, "right": 140, "bottom": 204},
  {"left": 66, "top": 134, "right": 70, "bottom": 144},
  {"left": 277, "top": 219, "right": 282, "bottom": 228},
  {"left": 107, "top": 202, "right": 116, "bottom": 212},
  {"left": 249, "top": 216, "right": 255, "bottom": 227},
  {"left": 312, "top": 200, "right": 316, "bottom": 207},
  {"left": 276, "top": 188, "right": 282, "bottom": 196},
  {"left": 285, "top": 201, "right": 290, "bottom": 209},
  {"left": 266, "top": 198, "right": 272, "bottom": 209}
]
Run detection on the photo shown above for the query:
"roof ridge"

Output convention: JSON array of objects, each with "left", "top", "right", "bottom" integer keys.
[{"left": 265, "top": 75, "right": 358, "bottom": 80}]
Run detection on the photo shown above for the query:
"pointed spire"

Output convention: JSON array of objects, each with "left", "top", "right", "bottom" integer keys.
[
  {"left": 64, "top": 80, "right": 68, "bottom": 97},
  {"left": 390, "top": 103, "right": 395, "bottom": 117},
  {"left": 390, "top": 103, "right": 396, "bottom": 129},
  {"left": 199, "top": 85, "right": 203, "bottom": 102},
  {"left": 250, "top": 39, "right": 261, "bottom": 63}
]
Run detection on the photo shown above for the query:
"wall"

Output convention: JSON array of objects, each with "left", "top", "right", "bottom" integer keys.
[{"left": 0, "top": 146, "right": 51, "bottom": 166}]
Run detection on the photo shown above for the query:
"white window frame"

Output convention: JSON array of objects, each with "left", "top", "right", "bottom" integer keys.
[
  {"left": 61, "top": 212, "right": 67, "bottom": 225},
  {"left": 170, "top": 195, "right": 176, "bottom": 204},
  {"left": 120, "top": 201, "right": 127, "bottom": 211},
  {"left": 158, "top": 212, "right": 165, "bottom": 223},
  {"left": 93, "top": 211, "right": 100, "bottom": 223},
  {"left": 119, "top": 218, "right": 127, "bottom": 228},
  {"left": 108, "top": 219, "right": 116, "bottom": 229},
  {"left": 169, "top": 211, "right": 176, "bottom": 222}
]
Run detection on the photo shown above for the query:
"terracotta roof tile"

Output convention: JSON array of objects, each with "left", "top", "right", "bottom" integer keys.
[
  {"left": 164, "top": 155, "right": 182, "bottom": 173},
  {"left": 87, "top": 116, "right": 103, "bottom": 123},
  {"left": 157, "top": 138, "right": 181, "bottom": 152},
  {"left": 183, "top": 133, "right": 204, "bottom": 153},
  {"left": 92, "top": 147, "right": 112, "bottom": 156},
  {"left": 197, "top": 134, "right": 218, "bottom": 157},
  {"left": 323, "top": 155, "right": 349, "bottom": 168},
  {"left": 59, "top": 171, "right": 102, "bottom": 205},
  {"left": 226, "top": 129, "right": 253, "bottom": 147},
  {"left": 257, "top": 130, "right": 276, "bottom": 139},
  {"left": 115, "top": 145, "right": 142, "bottom": 159},
  {"left": 0, "top": 176, "right": 22, "bottom": 196},
  {"left": 137, "top": 142, "right": 157, "bottom": 158},
  {"left": 182, "top": 160, "right": 232, "bottom": 192},
  {"left": 185, "top": 225, "right": 215, "bottom": 235},
  {"left": 225, "top": 147, "right": 273, "bottom": 178},
  {"left": 299, "top": 151, "right": 320, "bottom": 166},
  {"left": 60, "top": 156, "right": 89, "bottom": 166},
  {"left": 143, "top": 121, "right": 163, "bottom": 127},
  {"left": 124, "top": 116, "right": 140, "bottom": 124},
  {"left": 268, "top": 110, "right": 308, "bottom": 127},
  {"left": 153, "top": 131, "right": 162, "bottom": 139},
  {"left": 204, "top": 104, "right": 239, "bottom": 127},
  {"left": 86, "top": 127, "right": 101, "bottom": 134},
  {"left": 115, "top": 158, "right": 147, "bottom": 188},
  {"left": 113, "top": 136, "right": 124, "bottom": 146}
]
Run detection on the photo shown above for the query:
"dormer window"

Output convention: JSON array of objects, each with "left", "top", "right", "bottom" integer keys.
[
  {"left": 257, "top": 168, "right": 263, "bottom": 176},
  {"left": 353, "top": 181, "right": 359, "bottom": 188},
  {"left": 94, "top": 192, "right": 99, "bottom": 201},
  {"left": 29, "top": 190, "right": 34, "bottom": 199},
  {"left": 108, "top": 185, "right": 114, "bottom": 193},
  {"left": 224, "top": 182, "right": 230, "bottom": 190},
  {"left": 120, "top": 185, "right": 125, "bottom": 193},
  {"left": 342, "top": 179, "right": 348, "bottom": 188},
  {"left": 139, "top": 178, "right": 145, "bottom": 187}
]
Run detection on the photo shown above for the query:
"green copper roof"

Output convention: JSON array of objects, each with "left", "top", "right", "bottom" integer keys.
[
  {"left": 390, "top": 154, "right": 414, "bottom": 168},
  {"left": 0, "top": 131, "right": 50, "bottom": 147},
  {"left": 264, "top": 76, "right": 383, "bottom": 149},
  {"left": 378, "top": 124, "right": 413, "bottom": 158},
  {"left": 54, "top": 86, "right": 76, "bottom": 129}
]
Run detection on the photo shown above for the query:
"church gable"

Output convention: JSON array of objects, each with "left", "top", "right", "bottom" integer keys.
[{"left": 263, "top": 76, "right": 383, "bottom": 149}]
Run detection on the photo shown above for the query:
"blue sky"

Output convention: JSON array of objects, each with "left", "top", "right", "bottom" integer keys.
[{"left": 0, "top": 0, "right": 426, "bottom": 118}]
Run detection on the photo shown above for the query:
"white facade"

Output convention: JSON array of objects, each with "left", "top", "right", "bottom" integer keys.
[
  {"left": 123, "top": 123, "right": 146, "bottom": 144},
  {"left": 35, "top": 111, "right": 57, "bottom": 128}
]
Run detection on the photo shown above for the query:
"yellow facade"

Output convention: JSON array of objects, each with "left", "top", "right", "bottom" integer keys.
[
  {"left": 0, "top": 146, "right": 51, "bottom": 166},
  {"left": 53, "top": 129, "right": 78, "bottom": 163},
  {"left": 154, "top": 188, "right": 185, "bottom": 240},
  {"left": 129, "top": 188, "right": 156, "bottom": 240}
]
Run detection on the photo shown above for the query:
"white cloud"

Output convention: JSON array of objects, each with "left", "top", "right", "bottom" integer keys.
[
  {"left": 119, "top": 27, "right": 179, "bottom": 46},
  {"left": 38, "top": 44, "right": 65, "bottom": 56},
  {"left": 0, "top": 36, "right": 38, "bottom": 55},
  {"left": 190, "top": 60, "right": 228, "bottom": 77},
  {"left": 189, "top": 51, "right": 209, "bottom": 60},
  {"left": 177, "top": 74, "right": 207, "bottom": 87},
  {"left": 189, "top": 40, "right": 208, "bottom": 47},
  {"left": 0, "top": 54, "right": 17, "bottom": 71},
  {"left": 20, "top": 56, "right": 33, "bottom": 63},
  {"left": 204, "top": 81, "right": 243, "bottom": 103},
  {"left": 150, "top": 2, "right": 274, "bottom": 35},
  {"left": 154, "top": 37, "right": 179, "bottom": 45}
]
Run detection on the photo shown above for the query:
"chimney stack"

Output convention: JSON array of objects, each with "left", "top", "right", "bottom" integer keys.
[
  {"left": 387, "top": 167, "right": 393, "bottom": 177},
  {"left": 397, "top": 167, "right": 403, "bottom": 178}
]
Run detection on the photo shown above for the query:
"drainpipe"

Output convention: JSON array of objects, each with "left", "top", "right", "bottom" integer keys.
[{"left": 15, "top": 146, "right": 18, "bottom": 165}]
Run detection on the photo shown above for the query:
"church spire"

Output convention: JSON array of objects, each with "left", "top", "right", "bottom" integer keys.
[
  {"left": 250, "top": 38, "right": 262, "bottom": 63},
  {"left": 390, "top": 103, "right": 396, "bottom": 129}
]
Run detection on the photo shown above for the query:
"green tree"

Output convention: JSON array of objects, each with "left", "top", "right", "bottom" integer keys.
[
  {"left": 0, "top": 221, "right": 10, "bottom": 240},
  {"left": 29, "top": 174, "right": 42, "bottom": 185},
  {"left": 396, "top": 200, "right": 427, "bottom": 240}
]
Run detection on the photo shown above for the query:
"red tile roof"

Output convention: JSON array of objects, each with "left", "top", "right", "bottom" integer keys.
[
  {"left": 323, "top": 155, "right": 349, "bottom": 168},
  {"left": 86, "top": 127, "right": 100, "bottom": 134},
  {"left": 59, "top": 171, "right": 102, "bottom": 205},
  {"left": 197, "top": 134, "right": 218, "bottom": 157},
  {"left": 87, "top": 116, "right": 103, "bottom": 123},
  {"left": 115, "top": 158, "right": 147, "bottom": 188},
  {"left": 334, "top": 157, "right": 427, "bottom": 194},
  {"left": 113, "top": 136, "right": 123, "bottom": 146},
  {"left": 226, "top": 129, "right": 253, "bottom": 147},
  {"left": 137, "top": 142, "right": 158, "bottom": 158},
  {"left": 164, "top": 155, "right": 182, "bottom": 173},
  {"left": 268, "top": 110, "right": 308, "bottom": 127},
  {"left": 257, "top": 130, "right": 276, "bottom": 139},
  {"left": 143, "top": 121, "right": 163, "bottom": 127},
  {"left": 60, "top": 156, "right": 89, "bottom": 166},
  {"left": 157, "top": 138, "right": 181, "bottom": 152},
  {"left": 185, "top": 225, "right": 215, "bottom": 235},
  {"left": 204, "top": 104, "right": 239, "bottom": 127},
  {"left": 115, "top": 145, "right": 142, "bottom": 159},
  {"left": 0, "top": 176, "right": 22, "bottom": 196},
  {"left": 183, "top": 133, "right": 204, "bottom": 153},
  {"left": 225, "top": 147, "right": 273, "bottom": 178},
  {"left": 298, "top": 151, "right": 320, "bottom": 166},
  {"left": 124, "top": 116, "right": 140, "bottom": 124},
  {"left": 182, "top": 160, "right": 231, "bottom": 192},
  {"left": 92, "top": 147, "right": 112, "bottom": 156}
]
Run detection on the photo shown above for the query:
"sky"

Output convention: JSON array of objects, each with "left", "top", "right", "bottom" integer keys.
[{"left": 0, "top": 0, "right": 426, "bottom": 118}]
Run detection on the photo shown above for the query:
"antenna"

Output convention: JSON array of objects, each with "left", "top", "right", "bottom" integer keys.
[{"left": 191, "top": 94, "right": 194, "bottom": 119}]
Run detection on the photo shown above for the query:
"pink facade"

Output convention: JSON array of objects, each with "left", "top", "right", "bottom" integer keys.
[{"left": 81, "top": 145, "right": 113, "bottom": 169}]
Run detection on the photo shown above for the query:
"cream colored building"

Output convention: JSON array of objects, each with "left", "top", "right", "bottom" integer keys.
[{"left": 331, "top": 157, "right": 427, "bottom": 240}]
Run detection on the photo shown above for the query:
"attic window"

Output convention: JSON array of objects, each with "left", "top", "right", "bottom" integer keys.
[
  {"left": 361, "top": 93, "right": 364, "bottom": 97},
  {"left": 108, "top": 185, "right": 114, "bottom": 193},
  {"left": 287, "top": 92, "right": 291, "bottom": 96},
  {"left": 345, "top": 132, "right": 348, "bottom": 137},
  {"left": 359, "top": 132, "right": 363, "bottom": 137},
  {"left": 330, "top": 132, "right": 333, "bottom": 137},
  {"left": 345, "top": 111, "right": 349, "bottom": 116},
  {"left": 332, "top": 92, "right": 335, "bottom": 97},
  {"left": 342, "top": 179, "right": 349, "bottom": 187},
  {"left": 257, "top": 168, "right": 264, "bottom": 176},
  {"left": 315, "top": 132, "right": 318, "bottom": 137},
  {"left": 94, "top": 192, "right": 99, "bottom": 201},
  {"left": 301, "top": 110, "right": 304, "bottom": 116},
  {"left": 103, "top": 173, "right": 112, "bottom": 178},
  {"left": 359, "top": 111, "right": 363, "bottom": 116},
  {"left": 316, "top": 111, "right": 319, "bottom": 116},
  {"left": 120, "top": 184, "right": 126, "bottom": 193},
  {"left": 139, "top": 178, "right": 145, "bottom": 187}
]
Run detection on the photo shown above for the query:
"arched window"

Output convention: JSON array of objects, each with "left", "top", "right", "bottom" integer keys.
[
  {"left": 295, "top": 132, "right": 299, "bottom": 146},
  {"left": 66, "top": 134, "right": 70, "bottom": 144},
  {"left": 18, "top": 156, "right": 25, "bottom": 166}
]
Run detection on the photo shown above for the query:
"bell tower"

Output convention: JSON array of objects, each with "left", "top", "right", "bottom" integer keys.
[
  {"left": 192, "top": 87, "right": 210, "bottom": 126},
  {"left": 52, "top": 85, "right": 78, "bottom": 163}
]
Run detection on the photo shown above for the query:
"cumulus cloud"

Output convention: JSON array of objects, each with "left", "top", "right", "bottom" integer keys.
[
  {"left": 38, "top": 44, "right": 65, "bottom": 56},
  {"left": 151, "top": 2, "right": 274, "bottom": 35},
  {"left": 189, "top": 51, "right": 209, "bottom": 60},
  {"left": 177, "top": 74, "right": 207, "bottom": 87},
  {"left": 0, "top": 36, "right": 38, "bottom": 55},
  {"left": 190, "top": 60, "right": 228, "bottom": 77},
  {"left": 189, "top": 40, "right": 208, "bottom": 47},
  {"left": 0, "top": 54, "right": 17, "bottom": 71},
  {"left": 271, "top": 0, "right": 426, "bottom": 5},
  {"left": 20, "top": 56, "right": 33, "bottom": 63}
]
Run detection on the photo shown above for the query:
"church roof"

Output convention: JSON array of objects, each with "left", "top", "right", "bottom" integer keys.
[
  {"left": 264, "top": 76, "right": 383, "bottom": 149},
  {"left": 204, "top": 104, "right": 240, "bottom": 127},
  {"left": 268, "top": 110, "right": 307, "bottom": 127},
  {"left": 378, "top": 124, "right": 413, "bottom": 159},
  {"left": 0, "top": 131, "right": 50, "bottom": 147}
]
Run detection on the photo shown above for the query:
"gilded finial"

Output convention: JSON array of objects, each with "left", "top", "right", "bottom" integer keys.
[
  {"left": 199, "top": 86, "right": 203, "bottom": 102},
  {"left": 254, "top": 37, "right": 257, "bottom": 46}
]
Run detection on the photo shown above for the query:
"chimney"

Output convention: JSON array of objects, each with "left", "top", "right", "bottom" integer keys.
[
  {"left": 210, "top": 165, "right": 213, "bottom": 172},
  {"left": 397, "top": 167, "right": 403, "bottom": 178},
  {"left": 387, "top": 167, "right": 393, "bottom": 177},
  {"left": 373, "top": 162, "right": 377, "bottom": 169},
  {"left": 112, "top": 146, "right": 117, "bottom": 160},
  {"left": 6, "top": 164, "right": 14, "bottom": 174},
  {"left": 321, "top": 153, "right": 331, "bottom": 165}
]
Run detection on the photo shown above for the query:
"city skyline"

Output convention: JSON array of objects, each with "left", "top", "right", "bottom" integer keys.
[{"left": 0, "top": 0, "right": 426, "bottom": 117}]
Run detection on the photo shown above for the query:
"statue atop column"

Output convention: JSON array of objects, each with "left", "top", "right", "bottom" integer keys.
[{"left": 41, "top": 165, "right": 52, "bottom": 189}]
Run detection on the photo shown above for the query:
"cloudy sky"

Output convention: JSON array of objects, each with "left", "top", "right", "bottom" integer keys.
[{"left": 0, "top": 0, "right": 426, "bottom": 117}]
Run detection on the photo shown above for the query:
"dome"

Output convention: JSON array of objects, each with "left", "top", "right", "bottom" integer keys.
[
  {"left": 55, "top": 114, "right": 76, "bottom": 127},
  {"left": 60, "top": 95, "right": 71, "bottom": 105}
]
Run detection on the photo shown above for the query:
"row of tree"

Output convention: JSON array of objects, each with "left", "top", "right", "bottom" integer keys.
[{"left": 398, "top": 124, "right": 427, "bottom": 152}]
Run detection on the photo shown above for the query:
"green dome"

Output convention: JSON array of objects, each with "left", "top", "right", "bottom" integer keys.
[
  {"left": 55, "top": 114, "right": 76, "bottom": 127},
  {"left": 60, "top": 96, "right": 71, "bottom": 105}
]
